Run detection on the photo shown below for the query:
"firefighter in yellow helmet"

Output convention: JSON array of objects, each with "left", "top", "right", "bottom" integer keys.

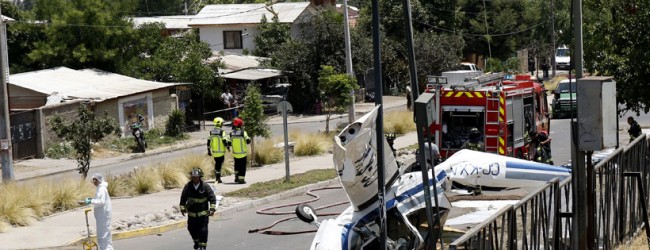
[
  {"left": 461, "top": 127, "right": 485, "bottom": 151},
  {"left": 207, "top": 117, "right": 229, "bottom": 183},
  {"left": 227, "top": 118, "right": 251, "bottom": 184}
]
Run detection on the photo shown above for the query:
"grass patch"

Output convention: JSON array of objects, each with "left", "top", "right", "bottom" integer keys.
[
  {"left": 96, "top": 128, "right": 190, "bottom": 154},
  {"left": 225, "top": 169, "right": 337, "bottom": 198},
  {"left": 384, "top": 111, "right": 416, "bottom": 134},
  {"left": 616, "top": 229, "right": 648, "bottom": 250},
  {"left": 543, "top": 75, "right": 567, "bottom": 93},
  {"left": 175, "top": 154, "right": 215, "bottom": 179},
  {"left": 294, "top": 132, "right": 331, "bottom": 156},
  {"left": 44, "top": 142, "right": 75, "bottom": 159},
  {"left": 0, "top": 183, "right": 37, "bottom": 226},
  {"left": 51, "top": 179, "right": 94, "bottom": 212},
  {"left": 252, "top": 137, "right": 284, "bottom": 165}
]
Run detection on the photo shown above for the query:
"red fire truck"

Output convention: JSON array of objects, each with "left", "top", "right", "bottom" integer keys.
[{"left": 426, "top": 73, "right": 550, "bottom": 159}]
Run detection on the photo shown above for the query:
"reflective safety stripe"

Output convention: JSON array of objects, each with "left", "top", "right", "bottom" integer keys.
[
  {"left": 210, "top": 129, "right": 227, "bottom": 156},
  {"left": 230, "top": 130, "right": 249, "bottom": 158},
  {"left": 188, "top": 197, "right": 207, "bottom": 204},
  {"left": 187, "top": 210, "right": 209, "bottom": 217}
]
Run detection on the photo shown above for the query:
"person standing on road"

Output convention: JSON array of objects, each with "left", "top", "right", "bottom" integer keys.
[
  {"left": 530, "top": 130, "right": 554, "bottom": 165},
  {"left": 628, "top": 116, "right": 642, "bottom": 142},
  {"left": 79, "top": 173, "right": 113, "bottom": 250},
  {"left": 180, "top": 168, "right": 217, "bottom": 250},
  {"left": 227, "top": 118, "right": 251, "bottom": 184},
  {"left": 207, "top": 117, "right": 229, "bottom": 183}
]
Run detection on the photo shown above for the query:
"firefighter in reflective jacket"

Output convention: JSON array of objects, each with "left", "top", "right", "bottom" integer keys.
[
  {"left": 228, "top": 118, "right": 251, "bottom": 184},
  {"left": 207, "top": 117, "right": 229, "bottom": 183},
  {"left": 462, "top": 127, "right": 485, "bottom": 151},
  {"left": 180, "top": 168, "right": 216, "bottom": 250}
]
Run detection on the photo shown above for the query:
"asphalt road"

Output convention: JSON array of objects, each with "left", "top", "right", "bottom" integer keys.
[{"left": 113, "top": 185, "right": 349, "bottom": 249}]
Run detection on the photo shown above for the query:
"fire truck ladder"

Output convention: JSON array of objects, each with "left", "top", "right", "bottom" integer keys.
[
  {"left": 485, "top": 89, "right": 503, "bottom": 154},
  {"left": 448, "top": 72, "right": 506, "bottom": 91}
]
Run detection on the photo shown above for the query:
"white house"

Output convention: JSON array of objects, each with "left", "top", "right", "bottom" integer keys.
[{"left": 188, "top": 2, "right": 314, "bottom": 54}]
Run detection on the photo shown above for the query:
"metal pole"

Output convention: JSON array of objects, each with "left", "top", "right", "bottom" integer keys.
[
  {"left": 551, "top": 0, "right": 557, "bottom": 77},
  {"left": 371, "top": 0, "right": 387, "bottom": 248},
  {"left": 571, "top": 1, "right": 585, "bottom": 248},
  {"left": 401, "top": 0, "right": 441, "bottom": 248},
  {"left": 343, "top": 0, "right": 355, "bottom": 124},
  {"left": 0, "top": 7, "right": 14, "bottom": 182},
  {"left": 282, "top": 101, "right": 290, "bottom": 182}
]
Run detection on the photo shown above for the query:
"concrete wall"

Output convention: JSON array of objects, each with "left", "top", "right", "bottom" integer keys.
[
  {"left": 199, "top": 24, "right": 259, "bottom": 54},
  {"left": 37, "top": 89, "right": 179, "bottom": 157}
]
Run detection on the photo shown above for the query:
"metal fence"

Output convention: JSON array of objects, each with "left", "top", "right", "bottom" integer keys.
[{"left": 450, "top": 135, "right": 650, "bottom": 249}]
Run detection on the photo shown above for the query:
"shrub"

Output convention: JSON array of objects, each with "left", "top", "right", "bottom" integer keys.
[
  {"left": 44, "top": 142, "right": 75, "bottom": 159},
  {"left": 157, "top": 163, "right": 187, "bottom": 189},
  {"left": 165, "top": 109, "right": 186, "bottom": 137},
  {"left": 175, "top": 154, "right": 214, "bottom": 179},
  {"left": 505, "top": 57, "right": 521, "bottom": 72},
  {"left": 105, "top": 174, "right": 132, "bottom": 197},
  {"left": 27, "top": 180, "right": 55, "bottom": 217},
  {"left": 384, "top": 111, "right": 416, "bottom": 134},
  {"left": 294, "top": 132, "right": 330, "bottom": 156},
  {"left": 485, "top": 57, "right": 503, "bottom": 72},
  {"left": 51, "top": 179, "right": 93, "bottom": 212},
  {"left": 128, "top": 167, "right": 162, "bottom": 194},
  {"left": 252, "top": 137, "right": 284, "bottom": 165},
  {"left": 0, "top": 183, "right": 36, "bottom": 226}
]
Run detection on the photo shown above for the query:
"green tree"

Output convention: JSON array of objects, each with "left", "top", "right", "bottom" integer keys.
[
  {"left": 584, "top": 0, "right": 650, "bottom": 114},
  {"left": 28, "top": 0, "right": 136, "bottom": 72},
  {"left": 269, "top": 8, "right": 346, "bottom": 113},
  {"left": 254, "top": 13, "right": 291, "bottom": 57},
  {"left": 318, "top": 65, "right": 358, "bottom": 133},
  {"left": 48, "top": 103, "right": 121, "bottom": 179},
  {"left": 240, "top": 83, "right": 270, "bottom": 166}
]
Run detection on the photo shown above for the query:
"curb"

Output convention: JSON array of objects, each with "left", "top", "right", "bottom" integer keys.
[{"left": 64, "top": 178, "right": 340, "bottom": 247}]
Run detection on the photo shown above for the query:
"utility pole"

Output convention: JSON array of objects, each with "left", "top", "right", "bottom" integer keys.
[
  {"left": 551, "top": 0, "right": 557, "bottom": 77},
  {"left": 343, "top": 0, "right": 355, "bottom": 123},
  {"left": 571, "top": 0, "right": 585, "bottom": 249},
  {"left": 371, "top": 0, "right": 387, "bottom": 248},
  {"left": 0, "top": 7, "right": 14, "bottom": 182}
]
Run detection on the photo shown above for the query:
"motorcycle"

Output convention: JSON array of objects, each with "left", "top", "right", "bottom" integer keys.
[{"left": 130, "top": 114, "right": 147, "bottom": 153}]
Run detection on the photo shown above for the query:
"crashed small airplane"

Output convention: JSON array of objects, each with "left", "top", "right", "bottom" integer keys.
[{"left": 295, "top": 106, "right": 571, "bottom": 250}]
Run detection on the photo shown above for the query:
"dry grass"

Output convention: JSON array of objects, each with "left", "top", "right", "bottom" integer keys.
[
  {"left": 105, "top": 174, "right": 132, "bottom": 197},
  {"left": 128, "top": 167, "right": 163, "bottom": 194},
  {"left": 293, "top": 132, "right": 332, "bottom": 156},
  {"left": 157, "top": 163, "right": 187, "bottom": 189},
  {"left": 252, "top": 137, "right": 284, "bottom": 165},
  {"left": 175, "top": 154, "right": 214, "bottom": 179},
  {"left": 384, "top": 111, "right": 416, "bottom": 134},
  {"left": 0, "top": 183, "right": 37, "bottom": 226},
  {"left": 616, "top": 229, "right": 649, "bottom": 249},
  {"left": 543, "top": 75, "right": 567, "bottom": 92},
  {"left": 25, "top": 180, "right": 55, "bottom": 217},
  {"left": 51, "top": 179, "right": 94, "bottom": 212}
]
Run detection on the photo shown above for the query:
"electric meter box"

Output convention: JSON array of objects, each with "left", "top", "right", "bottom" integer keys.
[
  {"left": 577, "top": 76, "right": 617, "bottom": 151},
  {"left": 415, "top": 92, "right": 436, "bottom": 127}
]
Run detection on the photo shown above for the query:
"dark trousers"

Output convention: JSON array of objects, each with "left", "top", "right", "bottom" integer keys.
[
  {"left": 234, "top": 156, "right": 247, "bottom": 182},
  {"left": 213, "top": 156, "right": 225, "bottom": 177},
  {"left": 188, "top": 215, "right": 209, "bottom": 247}
]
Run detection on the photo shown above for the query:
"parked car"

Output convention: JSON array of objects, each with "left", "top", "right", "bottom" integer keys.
[
  {"left": 555, "top": 45, "right": 570, "bottom": 70},
  {"left": 551, "top": 79, "right": 577, "bottom": 118}
]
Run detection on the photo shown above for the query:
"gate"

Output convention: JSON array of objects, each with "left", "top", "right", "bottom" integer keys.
[{"left": 10, "top": 110, "right": 37, "bottom": 159}]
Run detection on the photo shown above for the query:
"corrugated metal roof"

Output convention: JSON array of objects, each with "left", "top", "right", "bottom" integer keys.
[
  {"left": 218, "top": 54, "right": 267, "bottom": 71},
  {"left": 189, "top": 2, "right": 311, "bottom": 26},
  {"left": 130, "top": 15, "right": 193, "bottom": 29},
  {"left": 221, "top": 68, "right": 283, "bottom": 81},
  {"left": 9, "top": 67, "right": 184, "bottom": 101}
]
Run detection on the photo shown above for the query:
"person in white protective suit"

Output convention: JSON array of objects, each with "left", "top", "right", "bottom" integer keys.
[{"left": 79, "top": 173, "right": 113, "bottom": 250}]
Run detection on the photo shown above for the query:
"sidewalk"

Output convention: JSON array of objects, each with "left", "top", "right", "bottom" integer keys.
[{"left": 0, "top": 96, "right": 410, "bottom": 249}]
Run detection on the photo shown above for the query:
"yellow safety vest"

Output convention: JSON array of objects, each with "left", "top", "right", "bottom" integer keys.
[
  {"left": 209, "top": 128, "right": 227, "bottom": 157},
  {"left": 230, "top": 129, "right": 250, "bottom": 159}
]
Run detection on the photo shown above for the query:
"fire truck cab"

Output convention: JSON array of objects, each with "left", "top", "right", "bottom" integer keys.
[{"left": 426, "top": 73, "right": 550, "bottom": 159}]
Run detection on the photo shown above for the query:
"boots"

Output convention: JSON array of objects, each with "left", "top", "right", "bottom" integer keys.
[{"left": 215, "top": 173, "right": 222, "bottom": 183}]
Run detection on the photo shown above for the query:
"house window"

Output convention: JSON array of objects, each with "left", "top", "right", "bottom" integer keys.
[{"left": 223, "top": 31, "right": 243, "bottom": 49}]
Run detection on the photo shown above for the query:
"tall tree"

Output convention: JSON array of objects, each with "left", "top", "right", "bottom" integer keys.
[
  {"left": 48, "top": 103, "right": 121, "bottom": 179},
  {"left": 318, "top": 65, "right": 357, "bottom": 133},
  {"left": 269, "top": 8, "right": 346, "bottom": 113},
  {"left": 28, "top": 0, "right": 136, "bottom": 72},
  {"left": 4, "top": 1, "right": 44, "bottom": 73},
  {"left": 584, "top": 0, "right": 650, "bottom": 114},
  {"left": 254, "top": 14, "right": 291, "bottom": 57}
]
